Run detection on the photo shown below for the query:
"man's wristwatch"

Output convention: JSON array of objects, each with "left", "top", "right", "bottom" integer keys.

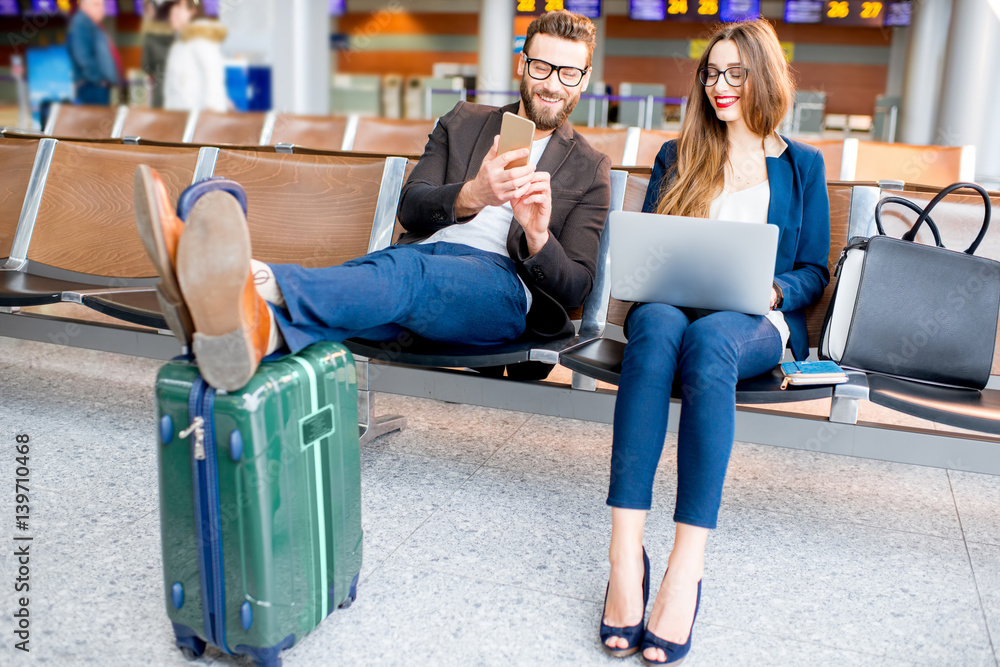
[{"left": 772, "top": 281, "right": 783, "bottom": 309}]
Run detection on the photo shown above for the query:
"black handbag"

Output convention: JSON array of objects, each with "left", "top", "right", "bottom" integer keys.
[{"left": 820, "top": 182, "right": 1000, "bottom": 390}]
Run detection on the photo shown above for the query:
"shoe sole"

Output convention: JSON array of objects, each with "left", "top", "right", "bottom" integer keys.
[
  {"left": 134, "top": 165, "right": 193, "bottom": 346},
  {"left": 603, "top": 645, "right": 640, "bottom": 658},
  {"left": 176, "top": 191, "right": 257, "bottom": 392}
]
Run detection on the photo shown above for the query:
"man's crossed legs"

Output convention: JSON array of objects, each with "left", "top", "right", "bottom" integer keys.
[{"left": 134, "top": 166, "right": 528, "bottom": 391}]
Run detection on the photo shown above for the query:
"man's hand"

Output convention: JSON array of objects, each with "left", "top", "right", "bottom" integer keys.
[
  {"left": 512, "top": 171, "right": 552, "bottom": 257},
  {"left": 454, "top": 135, "right": 535, "bottom": 219}
]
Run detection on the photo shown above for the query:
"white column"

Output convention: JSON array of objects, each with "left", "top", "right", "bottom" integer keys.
[
  {"left": 883, "top": 26, "right": 908, "bottom": 98},
  {"left": 898, "top": 0, "right": 951, "bottom": 145},
  {"left": 271, "top": 0, "right": 330, "bottom": 114},
  {"left": 589, "top": 15, "right": 606, "bottom": 91},
  {"left": 935, "top": 0, "right": 997, "bottom": 148},
  {"left": 477, "top": 0, "right": 515, "bottom": 107},
  {"left": 975, "top": 6, "right": 1000, "bottom": 185}
]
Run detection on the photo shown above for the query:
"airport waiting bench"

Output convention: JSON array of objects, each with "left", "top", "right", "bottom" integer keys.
[
  {"left": 562, "top": 177, "right": 1000, "bottom": 438},
  {"left": 2, "top": 133, "right": 1000, "bottom": 462},
  {"left": 0, "top": 135, "right": 610, "bottom": 445},
  {"left": 31, "top": 105, "right": 979, "bottom": 186}
]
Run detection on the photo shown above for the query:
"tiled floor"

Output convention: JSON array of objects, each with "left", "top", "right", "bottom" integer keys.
[{"left": 1, "top": 336, "right": 998, "bottom": 666}]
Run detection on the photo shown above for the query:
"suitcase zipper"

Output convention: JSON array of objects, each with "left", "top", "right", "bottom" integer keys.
[
  {"left": 179, "top": 417, "right": 206, "bottom": 460},
  {"left": 187, "top": 379, "right": 230, "bottom": 654}
]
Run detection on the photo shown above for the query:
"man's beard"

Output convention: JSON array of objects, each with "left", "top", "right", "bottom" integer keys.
[{"left": 519, "top": 77, "right": 580, "bottom": 132}]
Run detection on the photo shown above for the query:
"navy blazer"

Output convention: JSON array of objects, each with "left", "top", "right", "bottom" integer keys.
[{"left": 643, "top": 138, "right": 830, "bottom": 360}]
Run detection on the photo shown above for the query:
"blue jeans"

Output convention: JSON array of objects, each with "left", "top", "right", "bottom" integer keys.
[
  {"left": 269, "top": 242, "right": 528, "bottom": 354},
  {"left": 75, "top": 84, "right": 110, "bottom": 106},
  {"left": 607, "top": 304, "right": 783, "bottom": 529}
]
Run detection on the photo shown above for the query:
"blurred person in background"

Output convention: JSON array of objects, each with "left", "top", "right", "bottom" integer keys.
[
  {"left": 67, "top": 0, "right": 121, "bottom": 105},
  {"left": 141, "top": 0, "right": 175, "bottom": 108},
  {"left": 163, "top": 0, "right": 230, "bottom": 112}
]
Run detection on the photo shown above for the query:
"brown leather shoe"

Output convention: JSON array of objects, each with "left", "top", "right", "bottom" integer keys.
[
  {"left": 133, "top": 165, "right": 194, "bottom": 346},
  {"left": 176, "top": 191, "right": 271, "bottom": 392}
]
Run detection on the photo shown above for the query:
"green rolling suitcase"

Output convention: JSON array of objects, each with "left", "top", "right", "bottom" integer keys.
[{"left": 155, "top": 342, "right": 363, "bottom": 667}]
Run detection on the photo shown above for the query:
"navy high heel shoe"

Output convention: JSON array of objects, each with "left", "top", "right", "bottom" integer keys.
[
  {"left": 640, "top": 578, "right": 702, "bottom": 666},
  {"left": 599, "top": 547, "right": 651, "bottom": 658}
]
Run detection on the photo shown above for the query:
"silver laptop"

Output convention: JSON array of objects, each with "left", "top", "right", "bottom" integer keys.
[{"left": 608, "top": 211, "right": 779, "bottom": 316}]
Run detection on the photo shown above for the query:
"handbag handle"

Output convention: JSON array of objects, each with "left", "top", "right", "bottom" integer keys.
[
  {"left": 907, "top": 182, "right": 991, "bottom": 255},
  {"left": 875, "top": 196, "right": 945, "bottom": 247}
]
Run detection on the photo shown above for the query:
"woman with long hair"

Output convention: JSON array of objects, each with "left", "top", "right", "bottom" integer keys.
[{"left": 598, "top": 20, "right": 830, "bottom": 665}]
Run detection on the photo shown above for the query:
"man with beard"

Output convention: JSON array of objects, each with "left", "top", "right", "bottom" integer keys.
[{"left": 132, "top": 10, "right": 611, "bottom": 391}]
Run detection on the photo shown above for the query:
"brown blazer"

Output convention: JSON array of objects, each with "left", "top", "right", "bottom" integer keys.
[{"left": 397, "top": 101, "right": 612, "bottom": 340}]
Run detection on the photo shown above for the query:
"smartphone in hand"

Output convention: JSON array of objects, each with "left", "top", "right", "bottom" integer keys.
[{"left": 497, "top": 112, "right": 535, "bottom": 170}]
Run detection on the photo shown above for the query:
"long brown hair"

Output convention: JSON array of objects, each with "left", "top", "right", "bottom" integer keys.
[{"left": 656, "top": 19, "right": 793, "bottom": 217}]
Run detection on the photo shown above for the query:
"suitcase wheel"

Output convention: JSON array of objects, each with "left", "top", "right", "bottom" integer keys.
[
  {"left": 180, "top": 646, "right": 202, "bottom": 661},
  {"left": 338, "top": 572, "right": 360, "bottom": 609},
  {"left": 173, "top": 624, "right": 206, "bottom": 660}
]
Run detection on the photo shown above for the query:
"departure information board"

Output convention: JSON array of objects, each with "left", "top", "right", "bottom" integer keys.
[
  {"left": 629, "top": 0, "right": 666, "bottom": 20},
  {"left": 720, "top": 0, "right": 759, "bottom": 21},
  {"left": 515, "top": 1, "right": 603, "bottom": 17},
  {"left": 820, "top": 0, "right": 885, "bottom": 25},
  {"left": 30, "top": 0, "right": 59, "bottom": 13},
  {"left": 784, "top": 0, "right": 824, "bottom": 22},
  {"left": 884, "top": 0, "right": 910, "bottom": 25},
  {"left": 566, "top": 0, "right": 601, "bottom": 16}
]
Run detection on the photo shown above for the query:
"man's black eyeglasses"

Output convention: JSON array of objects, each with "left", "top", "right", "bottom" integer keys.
[
  {"left": 698, "top": 66, "right": 748, "bottom": 87},
  {"left": 523, "top": 56, "right": 589, "bottom": 87}
]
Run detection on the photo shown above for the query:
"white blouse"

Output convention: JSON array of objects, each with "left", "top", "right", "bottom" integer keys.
[{"left": 709, "top": 180, "right": 790, "bottom": 350}]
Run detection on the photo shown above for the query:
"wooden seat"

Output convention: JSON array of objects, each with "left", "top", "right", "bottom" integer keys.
[
  {"left": 120, "top": 107, "right": 190, "bottom": 143},
  {"left": 211, "top": 148, "right": 389, "bottom": 266},
  {"left": 633, "top": 128, "right": 679, "bottom": 167},
  {"left": 349, "top": 117, "right": 435, "bottom": 155},
  {"left": 572, "top": 126, "right": 633, "bottom": 165},
  {"left": 0, "top": 140, "right": 200, "bottom": 323},
  {"left": 44, "top": 103, "right": 122, "bottom": 139},
  {"left": 269, "top": 113, "right": 350, "bottom": 152},
  {"left": 849, "top": 141, "right": 975, "bottom": 187},
  {"left": 795, "top": 138, "right": 848, "bottom": 181},
  {"left": 189, "top": 111, "right": 269, "bottom": 146},
  {"left": 0, "top": 137, "right": 41, "bottom": 259},
  {"left": 28, "top": 141, "right": 199, "bottom": 278}
]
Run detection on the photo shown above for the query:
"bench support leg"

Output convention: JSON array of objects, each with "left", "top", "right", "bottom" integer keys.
[
  {"left": 571, "top": 371, "right": 597, "bottom": 391},
  {"left": 829, "top": 372, "right": 870, "bottom": 425},
  {"left": 355, "top": 356, "right": 407, "bottom": 446},
  {"left": 829, "top": 396, "right": 859, "bottom": 425}
]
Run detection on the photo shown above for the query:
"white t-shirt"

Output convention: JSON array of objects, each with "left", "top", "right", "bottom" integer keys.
[
  {"left": 420, "top": 134, "right": 553, "bottom": 310},
  {"left": 709, "top": 180, "right": 790, "bottom": 350}
]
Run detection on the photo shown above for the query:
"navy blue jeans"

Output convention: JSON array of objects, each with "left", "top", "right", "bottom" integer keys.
[
  {"left": 607, "top": 303, "right": 783, "bottom": 529},
  {"left": 75, "top": 83, "right": 110, "bottom": 106},
  {"left": 269, "top": 242, "right": 528, "bottom": 354}
]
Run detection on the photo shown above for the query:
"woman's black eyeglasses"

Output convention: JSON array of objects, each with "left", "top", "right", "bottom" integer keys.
[
  {"left": 698, "top": 66, "right": 748, "bottom": 87},
  {"left": 523, "top": 56, "right": 589, "bottom": 87}
]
